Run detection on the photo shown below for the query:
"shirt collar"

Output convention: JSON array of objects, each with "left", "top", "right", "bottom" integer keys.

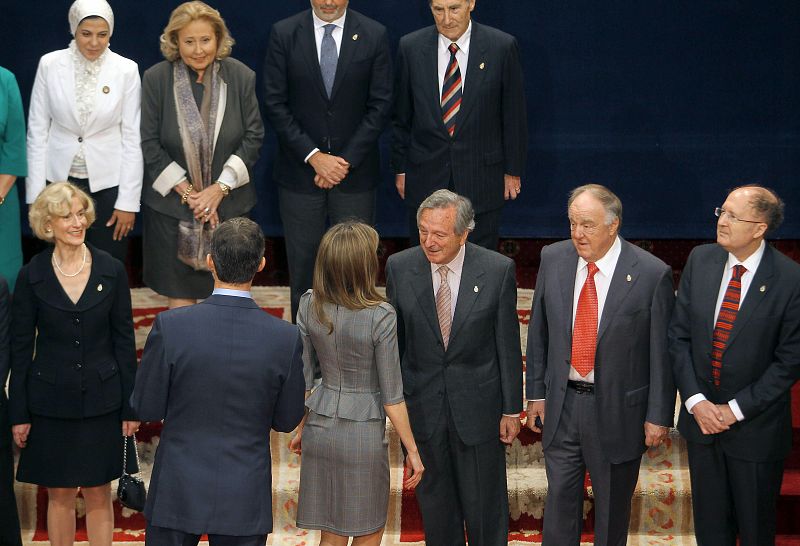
[
  {"left": 726, "top": 239, "right": 765, "bottom": 274},
  {"left": 577, "top": 236, "right": 621, "bottom": 278},
  {"left": 430, "top": 243, "right": 466, "bottom": 277},
  {"left": 438, "top": 20, "right": 472, "bottom": 52},
  {"left": 312, "top": 9, "right": 347, "bottom": 31},
  {"left": 212, "top": 287, "right": 252, "bottom": 299}
]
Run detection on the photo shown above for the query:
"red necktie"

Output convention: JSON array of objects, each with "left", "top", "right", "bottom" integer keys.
[
  {"left": 441, "top": 43, "right": 462, "bottom": 137},
  {"left": 571, "top": 263, "right": 599, "bottom": 377},
  {"left": 711, "top": 264, "right": 746, "bottom": 387}
]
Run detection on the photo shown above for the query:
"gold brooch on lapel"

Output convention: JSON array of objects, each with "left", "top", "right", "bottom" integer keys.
[
  {"left": 102, "top": 86, "right": 110, "bottom": 94},
  {"left": 760, "top": 285, "right": 766, "bottom": 292},
  {"left": 479, "top": 62, "right": 485, "bottom": 70},
  {"left": 626, "top": 274, "right": 632, "bottom": 282},
  {"left": 474, "top": 285, "right": 479, "bottom": 293},
  {"left": 97, "top": 283, "right": 103, "bottom": 292},
  {"left": 352, "top": 34, "right": 358, "bottom": 41}
]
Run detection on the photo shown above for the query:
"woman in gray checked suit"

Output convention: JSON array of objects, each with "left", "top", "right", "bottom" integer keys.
[{"left": 290, "top": 222, "right": 424, "bottom": 546}]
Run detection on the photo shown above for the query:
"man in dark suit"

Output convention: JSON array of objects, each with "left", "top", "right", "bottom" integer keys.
[
  {"left": 0, "top": 276, "right": 22, "bottom": 546},
  {"left": 385, "top": 189, "right": 522, "bottom": 546},
  {"left": 669, "top": 185, "right": 800, "bottom": 546},
  {"left": 263, "top": 0, "right": 392, "bottom": 321},
  {"left": 392, "top": 0, "right": 527, "bottom": 250},
  {"left": 526, "top": 184, "right": 676, "bottom": 546},
  {"left": 131, "top": 218, "right": 305, "bottom": 546}
]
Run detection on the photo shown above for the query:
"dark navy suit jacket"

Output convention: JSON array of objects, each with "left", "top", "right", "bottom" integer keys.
[
  {"left": 263, "top": 8, "right": 392, "bottom": 194},
  {"left": 131, "top": 294, "right": 305, "bottom": 535},
  {"left": 391, "top": 21, "right": 528, "bottom": 213}
]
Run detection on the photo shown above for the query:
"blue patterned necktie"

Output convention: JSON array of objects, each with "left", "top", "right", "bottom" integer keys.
[{"left": 320, "top": 24, "right": 338, "bottom": 98}]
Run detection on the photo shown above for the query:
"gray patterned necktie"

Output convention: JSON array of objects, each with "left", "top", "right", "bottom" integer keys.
[
  {"left": 320, "top": 24, "right": 338, "bottom": 98},
  {"left": 436, "top": 266, "right": 452, "bottom": 349}
]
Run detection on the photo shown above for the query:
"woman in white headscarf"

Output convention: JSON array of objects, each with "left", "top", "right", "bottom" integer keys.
[{"left": 26, "top": 0, "right": 142, "bottom": 264}]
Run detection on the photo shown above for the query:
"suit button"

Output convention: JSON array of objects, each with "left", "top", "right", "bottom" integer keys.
[
  {"left": 74, "top": 340, "right": 80, "bottom": 347},
  {"left": 75, "top": 363, "right": 82, "bottom": 369},
  {"left": 73, "top": 317, "right": 80, "bottom": 325},
  {"left": 78, "top": 136, "right": 83, "bottom": 143}
]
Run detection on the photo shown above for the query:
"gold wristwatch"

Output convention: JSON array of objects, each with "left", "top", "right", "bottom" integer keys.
[{"left": 217, "top": 181, "right": 230, "bottom": 196}]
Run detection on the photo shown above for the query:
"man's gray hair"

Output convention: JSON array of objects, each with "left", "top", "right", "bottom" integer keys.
[
  {"left": 568, "top": 184, "right": 623, "bottom": 227},
  {"left": 417, "top": 189, "right": 476, "bottom": 235}
]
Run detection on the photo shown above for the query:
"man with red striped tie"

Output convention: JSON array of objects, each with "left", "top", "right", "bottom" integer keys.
[
  {"left": 670, "top": 185, "right": 800, "bottom": 546},
  {"left": 392, "top": 0, "right": 527, "bottom": 251}
]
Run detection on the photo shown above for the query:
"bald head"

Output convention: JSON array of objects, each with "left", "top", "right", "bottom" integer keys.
[{"left": 734, "top": 185, "right": 785, "bottom": 234}]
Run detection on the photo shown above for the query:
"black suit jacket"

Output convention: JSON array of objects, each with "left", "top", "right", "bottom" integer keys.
[
  {"left": 527, "top": 239, "right": 676, "bottom": 464},
  {"left": 391, "top": 21, "right": 528, "bottom": 212},
  {"left": 263, "top": 9, "right": 392, "bottom": 194},
  {"left": 669, "top": 243, "right": 800, "bottom": 461},
  {"left": 385, "top": 243, "right": 522, "bottom": 446},
  {"left": 8, "top": 245, "right": 137, "bottom": 423},
  {"left": 131, "top": 294, "right": 305, "bottom": 535}
]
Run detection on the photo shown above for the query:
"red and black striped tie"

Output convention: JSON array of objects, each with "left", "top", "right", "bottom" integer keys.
[
  {"left": 711, "top": 264, "right": 746, "bottom": 387},
  {"left": 441, "top": 43, "right": 462, "bottom": 137}
]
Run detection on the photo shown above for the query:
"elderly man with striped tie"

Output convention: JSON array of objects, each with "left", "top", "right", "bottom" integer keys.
[
  {"left": 391, "top": 0, "right": 527, "bottom": 251},
  {"left": 670, "top": 185, "right": 800, "bottom": 546},
  {"left": 526, "top": 184, "right": 676, "bottom": 545}
]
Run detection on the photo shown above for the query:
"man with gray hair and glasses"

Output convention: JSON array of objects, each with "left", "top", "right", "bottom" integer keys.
[
  {"left": 670, "top": 184, "right": 800, "bottom": 546},
  {"left": 385, "top": 189, "right": 522, "bottom": 546},
  {"left": 526, "top": 183, "right": 676, "bottom": 545}
]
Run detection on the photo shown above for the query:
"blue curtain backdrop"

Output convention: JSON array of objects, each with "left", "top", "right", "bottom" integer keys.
[{"left": 2, "top": 0, "right": 798, "bottom": 239}]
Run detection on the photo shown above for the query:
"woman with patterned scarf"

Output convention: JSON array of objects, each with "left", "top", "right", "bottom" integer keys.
[
  {"left": 141, "top": 1, "right": 264, "bottom": 309},
  {"left": 25, "top": 0, "right": 142, "bottom": 264}
]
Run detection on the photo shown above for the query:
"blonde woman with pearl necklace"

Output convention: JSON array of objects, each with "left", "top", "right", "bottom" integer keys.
[{"left": 8, "top": 182, "right": 139, "bottom": 546}]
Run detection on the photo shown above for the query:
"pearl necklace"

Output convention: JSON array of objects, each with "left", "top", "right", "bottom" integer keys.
[{"left": 52, "top": 243, "right": 87, "bottom": 278}]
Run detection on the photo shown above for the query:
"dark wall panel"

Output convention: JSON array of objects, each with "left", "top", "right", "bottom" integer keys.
[{"left": 2, "top": 0, "right": 797, "bottom": 239}]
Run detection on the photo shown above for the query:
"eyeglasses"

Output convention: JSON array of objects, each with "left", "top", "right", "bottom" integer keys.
[{"left": 714, "top": 207, "right": 763, "bottom": 225}]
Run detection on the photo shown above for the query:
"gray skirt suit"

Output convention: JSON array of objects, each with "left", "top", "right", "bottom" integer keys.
[{"left": 295, "top": 291, "right": 404, "bottom": 536}]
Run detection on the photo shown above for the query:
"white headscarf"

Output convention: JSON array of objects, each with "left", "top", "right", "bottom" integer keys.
[{"left": 68, "top": 0, "right": 114, "bottom": 36}]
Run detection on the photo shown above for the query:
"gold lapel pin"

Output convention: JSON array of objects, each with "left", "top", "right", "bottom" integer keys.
[
  {"left": 97, "top": 283, "right": 103, "bottom": 292},
  {"left": 626, "top": 274, "right": 632, "bottom": 282},
  {"left": 102, "top": 86, "right": 110, "bottom": 94},
  {"left": 474, "top": 286, "right": 479, "bottom": 293},
  {"left": 352, "top": 34, "right": 358, "bottom": 41},
  {"left": 479, "top": 62, "right": 485, "bottom": 70},
  {"left": 760, "top": 285, "right": 766, "bottom": 292}
]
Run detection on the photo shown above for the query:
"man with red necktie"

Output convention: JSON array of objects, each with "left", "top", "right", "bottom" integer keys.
[
  {"left": 670, "top": 185, "right": 800, "bottom": 546},
  {"left": 392, "top": 0, "right": 527, "bottom": 250},
  {"left": 526, "top": 184, "right": 676, "bottom": 545}
]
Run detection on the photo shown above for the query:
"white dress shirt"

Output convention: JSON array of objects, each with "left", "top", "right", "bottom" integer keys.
[
  {"left": 437, "top": 22, "right": 472, "bottom": 96},
  {"left": 303, "top": 10, "right": 347, "bottom": 164},
  {"left": 430, "top": 244, "right": 465, "bottom": 322},
  {"left": 684, "top": 240, "right": 766, "bottom": 421},
  {"left": 569, "top": 236, "right": 622, "bottom": 382}
]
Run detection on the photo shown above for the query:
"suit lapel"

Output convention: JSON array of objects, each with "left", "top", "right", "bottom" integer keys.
[
  {"left": 329, "top": 12, "right": 360, "bottom": 101},
  {"left": 558, "top": 249, "right": 578, "bottom": 342},
  {"left": 449, "top": 246, "right": 484, "bottom": 343},
  {"left": 410, "top": 252, "right": 443, "bottom": 347},
  {"left": 725, "top": 245, "right": 775, "bottom": 349},
  {"left": 419, "top": 28, "right": 448, "bottom": 136},
  {"left": 702, "top": 249, "right": 729, "bottom": 340},
  {"left": 597, "top": 241, "right": 637, "bottom": 343},
  {"left": 454, "top": 21, "right": 487, "bottom": 136},
  {"left": 58, "top": 53, "right": 80, "bottom": 128},
  {"left": 297, "top": 11, "right": 329, "bottom": 100}
]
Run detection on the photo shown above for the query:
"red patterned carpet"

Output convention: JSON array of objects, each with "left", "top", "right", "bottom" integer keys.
[{"left": 14, "top": 286, "right": 800, "bottom": 545}]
